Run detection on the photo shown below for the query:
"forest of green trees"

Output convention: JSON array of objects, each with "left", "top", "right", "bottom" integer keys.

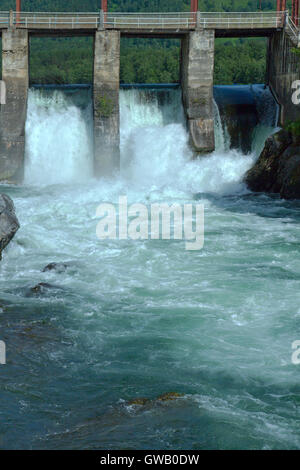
[
  {"left": 1, "top": 0, "right": 292, "bottom": 12},
  {"left": 0, "top": 1, "right": 294, "bottom": 85}
]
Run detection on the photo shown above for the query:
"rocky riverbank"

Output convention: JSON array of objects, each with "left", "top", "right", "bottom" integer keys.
[
  {"left": 245, "top": 129, "right": 300, "bottom": 200},
  {"left": 0, "top": 194, "right": 19, "bottom": 259}
]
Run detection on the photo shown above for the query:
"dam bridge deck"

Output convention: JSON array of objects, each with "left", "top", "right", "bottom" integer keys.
[{"left": 0, "top": 10, "right": 298, "bottom": 39}]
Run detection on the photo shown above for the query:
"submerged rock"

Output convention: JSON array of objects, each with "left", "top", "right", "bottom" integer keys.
[
  {"left": 0, "top": 194, "right": 20, "bottom": 259},
  {"left": 128, "top": 392, "right": 184, "bottom": 407},
  {"left": 128, "top": 398, "right": 150, "bottom": 406},
  {"left": 156, "top": 392, "right": 184, "bottom": 402},
  {"left": 28, "top": 282, "right": 63, "bottom": 296},
  {"left": 42, "top": 262, "right": 69, "bottom": 273},
  {"left": 245, "top": 130, "right": 300, "bottom": 199}
]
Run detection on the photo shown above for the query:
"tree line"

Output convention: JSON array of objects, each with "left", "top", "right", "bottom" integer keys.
[{"left": 0, "top": 1, "right": 286, "bottom": 12}]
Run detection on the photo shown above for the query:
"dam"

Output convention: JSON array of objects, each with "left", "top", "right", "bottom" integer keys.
[
  {"left": 0, "top": 1, "right": 300, "bottom": 182},
  {"left": 2, "top": 4, "right": 300, "bottom": 453}
]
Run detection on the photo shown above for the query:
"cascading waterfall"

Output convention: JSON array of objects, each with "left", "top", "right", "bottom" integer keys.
[
  {"left": 251, "top": 84, "right": 280, "bottom": 155},
  {"left": 119, "top": 86, "right": 193, "bottom": 189},
  {"left": 24, "top": 86, "right": 94, "bottom": 185},
  {"left": 214, "top": 84, "right": 279, "bottom": 156},
  {"left": 120, "top": 85, "right": 184, "bottom": 136},
  {"left": 118, "top": 85, "right": 278, "bottom": 195},
  {"left": 213, "top": 97, "right": 229, "bottom": 152},
  {"left": 24, "top": 84, "right": 278, "bottom": 192}
]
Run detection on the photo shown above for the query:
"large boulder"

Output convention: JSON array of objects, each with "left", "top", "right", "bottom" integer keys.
[
  {"left": 0, "top": 194, "right": 19, "bottom": 259},
  {"left": 277, "top": 146, "right": 300, "bottom": 200},
  {"left": 244, "top": 129, "right": 300, "bottom": 199}
]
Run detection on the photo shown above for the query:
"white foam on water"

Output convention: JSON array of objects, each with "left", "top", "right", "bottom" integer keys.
[
  {"left": 119, "top": 87, "right": 255, "bottom": 197},
  {"left": 24, "top": 88, "right": 93, "bottom": 185}
]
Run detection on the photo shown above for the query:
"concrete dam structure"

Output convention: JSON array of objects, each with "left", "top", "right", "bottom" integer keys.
[{"left": 0, "top": 7, "right": 299, "bottom": 182}]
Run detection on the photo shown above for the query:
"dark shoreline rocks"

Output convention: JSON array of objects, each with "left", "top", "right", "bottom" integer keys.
[
  {"left": 244, "top": 129, "right": 300, "bottom": 200},
  {"left": 0, "top": 194, "right": 20, "bottom": 259}
]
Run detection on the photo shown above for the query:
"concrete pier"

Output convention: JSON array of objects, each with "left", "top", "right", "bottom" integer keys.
[
  {"left": 268, "top": 30, "right": 300, "bottom": 124},
  {"left": 0, "top": 29, "right": 28, "bottom": 182},
  {"left": 93, "top": 30, "right": 120, "bottom": 177},
  {"left": 181, "top": 30, "right": 215, "bottom": 154}
]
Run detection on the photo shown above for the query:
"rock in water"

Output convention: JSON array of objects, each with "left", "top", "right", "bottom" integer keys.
[
  {"left": 127, "top": 398, "right": 150, "bottom": 406},
  {"left": 245, "top": 130, "right": 300, "bottom": 200},
  {"left": 27, "top": 283, "right": 63, "bottom": 297},
  {"left": 0, "top": 194, "right": 20, "bottom": 259},
  {"left": 127, "top": 392, "right": 184, "bottom": 407},
  {"left": 156, "top": 392, "right": 184, "bottom": 402},
  {"left": 42, "top": 262, "right": 69, "bottom": 273}
]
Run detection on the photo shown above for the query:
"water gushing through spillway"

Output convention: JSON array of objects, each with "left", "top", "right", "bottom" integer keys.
[
  {"left": 2, "top": 84, "right": 300, "bottom": 451},
  {"left": 118, "top": 85, "right": 276, "bottom": 195},
  {"left": 24, "top": 86, "right": 93, "bottom": 185},
  {"left": 24, "top": 84, "right": 278, "bottom": 192}
]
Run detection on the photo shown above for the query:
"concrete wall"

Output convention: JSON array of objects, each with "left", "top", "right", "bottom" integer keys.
[
  {"left": 268, "top": 30, "right": 300, "bottom": 125},
  {"left": 0, "top": 29, "right": 29, "bottom": 182},
  {"left": 93, "top": 30, "right": 120, "bottom": 177},
  {"left": 181, "top": 29, "right": 215, "bottom": 154}
]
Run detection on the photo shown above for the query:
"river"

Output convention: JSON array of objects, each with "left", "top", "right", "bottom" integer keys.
[{"left": 0, "top": 84, "right": 299, "bottom": 450}]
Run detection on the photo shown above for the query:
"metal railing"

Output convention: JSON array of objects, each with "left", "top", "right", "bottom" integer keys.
[
  {"left": 197, "top": 11, "right": 285, "bottom": 28},
  {"left": 0, "top": 10, "right": 293, "bottom": 31},
  {"left": 104, "top": 12, "right": 195, "bottom": 29},
  {"left": 285, "top": 16, "right": 300, "bottom": 46},
  {"left": 13, "top": 11, "right": 99, "bottom": 29},
  {"left": 105, "top": 11, "right": 285, "bottom": 29},
  {"left": 0, "top": 11, "right": 9, "bottom": 26}
]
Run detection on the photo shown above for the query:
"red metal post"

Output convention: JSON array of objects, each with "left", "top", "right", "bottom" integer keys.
[
  {"left": 191, "top": 0, "right": 198, "bottom": 25},
  {"left": 191, "top": 0, "right": 198, "bottom": 12},
  {"left": 102, "top": 0, "right": 107, "bottom": 24},
  {"left": 292, "top": 0, "right": 299, "bottom": 25},
  {"left": 16, "top": 0, "right": 21, "bottom": 26},
  {"left": 277, "top": 0, "right": 286, "bottom": 11},
  {"left": 102, "top": 0, "right": 107, "bottom": 13},
  {"left": 276, "top": 0, "right": 287, "bottom": 26}
]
